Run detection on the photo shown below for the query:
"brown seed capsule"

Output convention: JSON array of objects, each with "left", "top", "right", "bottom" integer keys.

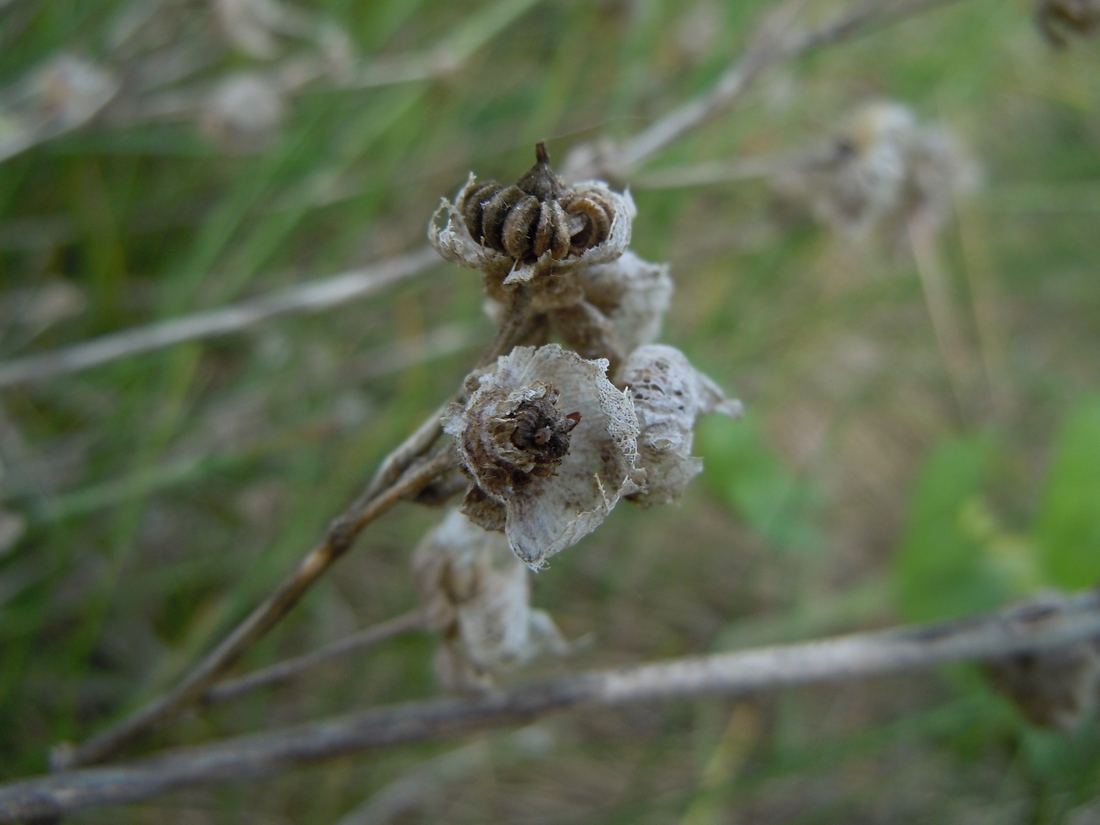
[
  {"left": 561, "top": 190, "right": 615, "bottom": 255},
  {"left": 456, "top": 142, "right": 616, "bottom": 264}
]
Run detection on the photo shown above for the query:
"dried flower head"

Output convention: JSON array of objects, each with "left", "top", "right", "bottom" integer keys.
[
  {"left": 413, "top": 509, "right": 566, "bottom": 692},
  {"left": 1036, "top": 0, "right": 1099, "bottom": 45},
  {"left": 430, "top": 144, "right": 636, "bottom": 310},
  {"left": 616, "top": 345, "right": 742, "bottom": 507},
  {"left": 983, "top": 593, "right": 1100, "bottom": 730},
  {"left": 23, "top": 54, "right": 118, "bottom": 132},
  {"left": 775, "top": 102, "right": 977, "bottom": 243},
  {"left": 444, "top": 344, "right": 642, "bottom": 568},
  {"left": 199, "top": 72, "right": 287, "bottom": 153}
]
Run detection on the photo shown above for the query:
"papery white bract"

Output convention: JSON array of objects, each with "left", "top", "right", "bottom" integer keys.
[
  {"left": 616, "top": 344, "right": 741, "bottom": 507},
  {"left": 444, "top": 344, "right": 642, "bottom": 568},
  {"left": 578, "top": 251, "right": 673, "bottom": 354},
  {"left": 412, "top": 509, "right": 567, "bottom": 692}
]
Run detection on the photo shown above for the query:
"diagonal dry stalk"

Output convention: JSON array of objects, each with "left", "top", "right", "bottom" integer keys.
[
  {"left": 53, "top": 289, "right": 536, "bottom": 770},
  {"left": 599, "top": 0, "right": 973, "bottom": 178},
  {"left": 51, "top": 446, "right": 456, "bottom": 771},
  {"left": 201, "top": 609, "right": 428, "bottom": 706},
  {"left": 7, "top": 589, "right": 1100, "bottom": 822}
]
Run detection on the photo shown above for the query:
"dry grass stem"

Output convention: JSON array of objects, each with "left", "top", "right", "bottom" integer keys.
[
  {"left": 52, "top": 448, "right": 456, "bottom": 770},
  {"left": 202, "top": 610, "right": 429, "bottom": 706},
  {"left": 8, "top": 590, "right": 1100, "bottom": 821},
  {"left": 0, "top": 247, "right": 439, "bottom": 389}
]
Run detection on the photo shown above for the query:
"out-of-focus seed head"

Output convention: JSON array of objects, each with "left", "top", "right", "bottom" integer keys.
[
  {"left": 199, "top": 72, "right": 287, "bottom": 153},
  {"left": 983, "top": 593, "right": 1100, "bottom": 730},
  {"left": 775, "top": 101, "right": 977, "bottom": 245}
]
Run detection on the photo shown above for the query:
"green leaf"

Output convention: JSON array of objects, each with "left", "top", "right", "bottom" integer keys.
[
  {"left": 895, "top": 435, "right": 1005, "bottom": 623},
  {"left": 1035, "top": 396, "right": 1100, "bottom": 590},
  {"left": 696, "top": 413, "right": 820, "bottom": 555}
]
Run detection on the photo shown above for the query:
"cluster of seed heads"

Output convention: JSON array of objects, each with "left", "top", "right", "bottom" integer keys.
[{"left": 459, "top": 142, "right": 615, "bottom": 264}]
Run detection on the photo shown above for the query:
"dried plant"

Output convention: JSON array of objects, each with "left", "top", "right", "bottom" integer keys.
[
  {"left": 774, "top": 100, "right": 978, "bottom": 245},
  {"left": 0, "top": 0, "right": 1096, "bottom": 820}
]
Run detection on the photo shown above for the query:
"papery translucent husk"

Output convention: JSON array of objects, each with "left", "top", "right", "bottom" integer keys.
[
  {"left": 412, "top": 509, "right": 566, "bottom": 692},
  {"left": 616, "top": 344, "right": 741, "bottom": 507},
  {"left": 444, "top": 344, "right": 642, "bottom": 568}
]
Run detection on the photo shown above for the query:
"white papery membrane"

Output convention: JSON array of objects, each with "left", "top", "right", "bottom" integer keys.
[
  {"left": 577, "top": 251, "right": 673, "bottom": 354},
  {"left": 615, "top": 345, "right": 742, "bottom": 507},
  {"left": 412, "top": 509, "right": 566, "bottom": 692},
  {"left": 429, "top": 175, "right": 637, "bottom": 312},
  {"left": 444, "top": 344, "right": 642, "bottom": 568}
]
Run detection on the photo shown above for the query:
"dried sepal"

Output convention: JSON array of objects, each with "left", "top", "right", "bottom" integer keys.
[
  {"left": 443, "top": 344, "right": 642, "bottom": 568},
  {"left": 576, "top": 251, "right": 674, "bottom": 354},
  {"left": 982, "top": 593, "right": 1100, "bottom": 730},
  {"left": 1036, "top": 0, "right": 1099, "bottom": 45},
  {"left": 412, "top": 509, "right": 567, "bottom": 692},
  {"left": 616, "top": 345, "right": 742, "bottom": 507},
  {"left": 428, "top": 146, "right": 636, "bottom": 312}
]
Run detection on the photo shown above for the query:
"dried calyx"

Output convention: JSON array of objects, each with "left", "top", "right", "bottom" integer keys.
[
  {"left": 444, "top": 344, "right": 642, "bottom": 569},
  {"left": 460, "top": 142, "right": 615, "bottom": 264}
]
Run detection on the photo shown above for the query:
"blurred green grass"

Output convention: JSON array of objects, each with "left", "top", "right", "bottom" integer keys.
[{"left": 1, "top": 0, "right": 1099, "bottom": 821}]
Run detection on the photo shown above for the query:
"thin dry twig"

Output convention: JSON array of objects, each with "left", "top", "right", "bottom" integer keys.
[
  {"left": 51, "top": 447, "right": 456, "bottom": 771},
  {"left": 8, "top": 590, "right": 1100, "bottom": 821},
  {"left": 202, "top": 609, "right": 428, "bottom": 705},
  {"left": 0, "top": 247, "right": 439, "bottom": 389},
  {"left": 600, "top": 0, "right": 970, "bottom": 178}
]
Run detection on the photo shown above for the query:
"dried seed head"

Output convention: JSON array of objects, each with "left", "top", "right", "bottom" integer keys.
[
  {"left": 775, "top": 102, "right": 977, "bottom": 244},
  {"left": 24, "top": 54, "right": 118, "bottom": 131},
  {"left": 199, "top": 72, "right": 287, "bottom": 153},
  {"left": 616, "top": 345, "right": 742, "bottom": 507},
  {"left": 983, "top": 594, "right": 1100, "bottom": 730},
  {"left": 443, "top": 344, "right": 642, "bottom": 568},
  {"left": 1036, "top": 0, "right": 1099, "bottom": 45},
  {"left": 429, "top": 146, "right": 636, "bottom": 308},
  {"left": 458, "top": 142, "right": 612, "bottom": 266},
  {"left": 412, "top": 509, "right": 567, "bottom": 692}
]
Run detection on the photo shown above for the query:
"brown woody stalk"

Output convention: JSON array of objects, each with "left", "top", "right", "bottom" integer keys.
[
  {"left": 52, "top": 448, "right": 455, "bottom": 771},
  {"left": 6, "top": 590, "right": 1100, "bottom": 822},
  {"left": 201, "top": 609, "right": 428, "bottom": 706}
]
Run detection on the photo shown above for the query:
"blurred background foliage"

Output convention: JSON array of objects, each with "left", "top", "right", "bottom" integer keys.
[{"left": 1, "top": 0, "right": 1099, "bottom": 821}]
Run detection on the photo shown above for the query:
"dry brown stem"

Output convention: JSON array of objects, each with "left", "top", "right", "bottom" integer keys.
[
  {"left": 594, "top": 0, "right": 971, "bottom": 178},
  {"left": 7, "top": 590, "right": 1100, "bottom": 822},
  {"left": 201, "top": 610, "right": 429, "bottom": 706},
  {"left": 0, "top": 247, "right": 438, "bottom": 389},
  {"left": 52, "top": 448, "right": 455, "bottom": 771}
]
